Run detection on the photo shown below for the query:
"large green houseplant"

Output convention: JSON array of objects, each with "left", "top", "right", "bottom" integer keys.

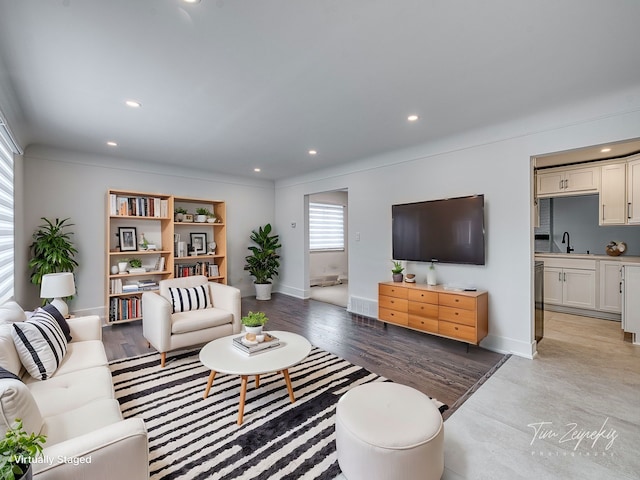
[
  {"left": 244, "top": 223, "right": 281, "bottom": 300},
  {"left": 0, "top": 419, "right": 46, "bottom": 480},
  {"left": 28, "top": 218, "right": 79, "bottom": 291}
]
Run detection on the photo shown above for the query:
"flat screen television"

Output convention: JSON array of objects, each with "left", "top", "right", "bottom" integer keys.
[{"left": 392, "top": 194, "right": 485, "bottom": 265}]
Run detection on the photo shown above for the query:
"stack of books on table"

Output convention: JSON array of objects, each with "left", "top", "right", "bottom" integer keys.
[{"left": 232, "top": 334, "right": 281, "bottom": 356}]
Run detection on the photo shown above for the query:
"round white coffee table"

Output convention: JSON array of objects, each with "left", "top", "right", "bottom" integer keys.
[{"left": 199, "top": 330, "right": 311, "bottom": 425}]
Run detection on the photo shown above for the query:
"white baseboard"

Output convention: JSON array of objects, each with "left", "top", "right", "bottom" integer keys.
[{"left": 480, "top": 334, "right": 535, "bottom": 359}]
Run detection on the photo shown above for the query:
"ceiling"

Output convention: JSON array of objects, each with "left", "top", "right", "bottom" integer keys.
[{"left": 0, "top": 1, "right": 639, "bottom": 180}]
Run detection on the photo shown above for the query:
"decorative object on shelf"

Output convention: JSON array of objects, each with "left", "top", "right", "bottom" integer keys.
[
  {"left": 605, "top": 241, "right": 627, "bottom": 256},
  {"left": 138, "top": 232, "right": 149, "bottom": 250},
  {"left": 195, "top": 208, "right": 210, "bottom": 223},
  {"left": 241, "top": 311, "right": 268, "bottom": 334},
  {"left": 40, "top": 272, "right": 76, "bottom": 318},
  {"left": 127, "top": 258, "right": 146, "bottom": 274},
  {"left": 391, "top": 260, "right": 404, "bottom": 282},
  {"left": 207, "top": 214, "right": 216, "bottom": 223},
  {"left": 117, "top": 261, "right": 128, "bottom": 273},
  {"left": 405, "top": 273, "right": 416, "bottom": 283},
  {"left": 174, "top": 207, "right": 187, "bottom": 222},
  {"left": 184, "top": 214, "right": 194, "bottom": 223},
  {"left": 427, "top": 261, "right": 437, "bottom": 286},
  {"left": 28, "top": 217, "right": 79, "bottom": 293},
  {"left": 190, "top": 233, "right": 207, "bottom": 255},
  {"left": 244, "top": 223, "right": 281, "bottom": 300},
  {"left": 207, "top": 241, "right": 217, "bottom": 254},
  {"left": 0, "top": 419, "right": 47, "bottom": 480},
  {"left": 111, "top": 265, "right": 119, "bottom": 274},
  {"left": 177, "top": 241, "right": 187, "bottom": 257},
  {"left": 118, "top": 227, "right": 137, "bottom": 252}
]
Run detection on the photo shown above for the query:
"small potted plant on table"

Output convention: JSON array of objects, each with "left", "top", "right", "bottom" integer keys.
[
  {"left": 391, "top": 260, "right": 404, "bottom": 282},
  {"left": 0, "top": 419, "right": 46, "bottom": 480},
  {"left": 241, "top": 311, "right": 268, "bottom": 334}
]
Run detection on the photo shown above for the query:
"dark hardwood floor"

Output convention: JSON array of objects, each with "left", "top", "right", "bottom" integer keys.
[{"left": 103, "top": 293, "right": 508, "bottom": 418}]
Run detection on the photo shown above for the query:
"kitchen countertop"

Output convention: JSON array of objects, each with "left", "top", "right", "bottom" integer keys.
[{"left": 535, "top": 252, "right": 640, "bottom": 262}]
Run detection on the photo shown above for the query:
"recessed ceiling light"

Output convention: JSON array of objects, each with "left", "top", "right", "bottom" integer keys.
[
  {"left": 183, "top": 0, "right": 201, "bottom": 3},
  {"left": 407, "top": 115, "right": 419, "bottom": 122},
  {"left": 107, "top": 141, "right": 118, "bottom": 147},
  {"left": 308, "top": 150, "right": 317, "bottom": 155},
  {"left": 601, "top": 147, "right": 612, "bottom": 153},
  {"left": 254, "top": 168, "right": 261, "bottom": 172},
  {"left": 125, "top": 100, "right": 142, "bottom": 108}
]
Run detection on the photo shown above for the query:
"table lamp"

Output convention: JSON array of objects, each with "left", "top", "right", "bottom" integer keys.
[{"left": 40, "top": 272, "right": 76, "bottom": 318}]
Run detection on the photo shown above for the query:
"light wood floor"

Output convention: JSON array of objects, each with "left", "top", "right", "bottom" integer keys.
[{"left": 441, "top": 310, "right": 640, "bottom": 480}]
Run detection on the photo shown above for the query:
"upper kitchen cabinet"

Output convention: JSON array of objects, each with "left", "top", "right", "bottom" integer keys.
[
  {"left": 536, "top": 165, "right": 600, "bottom": 198},
  {"left": 599, "top": 153, "right": 640, "bottom": 225}
]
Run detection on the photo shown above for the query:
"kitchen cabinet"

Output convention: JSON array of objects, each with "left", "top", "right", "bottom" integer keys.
[
  {"left": 542, "top": 258, "right": 596, "bottom": 309},
  {"left": 627, "top": 157, "right": 640, "bottom": 224},
  {"left": 598, "top": 154, "right": 640, "bottom": 225},
  {"left": 599, "top": 261, "right": 622, "bottom": 313},
  {"left": 536, "top": 165, "right": 599, "bottom": 198},
  {"left": 599, "top": 162, "right": 627, "bottom": 225},
  {"left": 622, "top": 265, "right": 640, "bottom": 343}
]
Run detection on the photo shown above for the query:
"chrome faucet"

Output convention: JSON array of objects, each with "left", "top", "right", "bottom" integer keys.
[{"left": 561, "top": 231, "right": 574, "bottom": 254}]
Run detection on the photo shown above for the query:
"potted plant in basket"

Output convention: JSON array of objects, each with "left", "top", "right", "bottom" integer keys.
[
  {"left": 241, "top": 311, "right": 268, "bottom": 334},
  {"left": 244, "top": 224, "right": 281, "bottom": 300},
  {"left": 391, "top": 260, "right": 404, "bottom": 282},
  {"left": 0, "top": 419, "right": 47, "bottom": 480}
]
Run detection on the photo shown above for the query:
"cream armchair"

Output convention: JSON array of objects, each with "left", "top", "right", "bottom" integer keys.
[{"left": 142, "top": 276, "right": 241, "bottom": 367}]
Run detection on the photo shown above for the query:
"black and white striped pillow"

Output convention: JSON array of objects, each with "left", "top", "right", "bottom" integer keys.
[
  {"left": 168, "top": 285, "right": 211, "bottom": 313},
  {"left": 11, "top": 309, "right": 68, "bottom": 380}
]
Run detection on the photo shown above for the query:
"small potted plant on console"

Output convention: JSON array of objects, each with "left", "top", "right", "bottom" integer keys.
[{"left": 391, "top": 260, "right": 404, "bottom": 282}]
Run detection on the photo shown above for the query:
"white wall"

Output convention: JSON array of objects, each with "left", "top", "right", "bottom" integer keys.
[
  {"left": 20, "top": 145, "right": 275, "bottom": 316},
  {"left": 274, "top": 85, "right": 640, "bottom": 359}
]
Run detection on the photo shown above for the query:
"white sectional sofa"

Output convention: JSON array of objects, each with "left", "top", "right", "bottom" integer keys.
[{"left": 0, "top": 301, "right": 148, "bottom": 479}]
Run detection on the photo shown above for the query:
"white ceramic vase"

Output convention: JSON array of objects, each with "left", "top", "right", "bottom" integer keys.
[
  {"left": 244, "top": 325, "right": 263, "bottom": 335},
  {"left": 118, "top": 262, "right": 128, "bottom": 274}
]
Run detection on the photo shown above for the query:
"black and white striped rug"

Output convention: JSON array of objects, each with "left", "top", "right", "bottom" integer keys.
[{"left": 110, "top": 347, "right": 447, "bottom": 480}]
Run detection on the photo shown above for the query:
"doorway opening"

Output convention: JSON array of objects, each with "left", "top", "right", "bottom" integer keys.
[{"left": 306, "top": 189, "right": 348, "bottom": 308}]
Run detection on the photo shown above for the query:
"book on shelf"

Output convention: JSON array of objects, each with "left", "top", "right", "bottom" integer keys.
[
  {"left": 110, "top": 194, "right": 168, "bottom": 217},
  {"left": 109, "top": 296, "right": 141, "bottom": 322},
  {"left": 232, "top": 334, "right": 281, "bottom": 356}
]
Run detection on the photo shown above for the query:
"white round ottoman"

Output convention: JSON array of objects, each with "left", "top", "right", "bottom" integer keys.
[{"left": 335, "top": 382, "right": 444, "bottom": 480}]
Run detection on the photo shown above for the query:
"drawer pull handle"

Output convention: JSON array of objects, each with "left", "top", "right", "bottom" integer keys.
[
  {"left": 455, "top": 299, "right": 459, "bottom": 303},
  {"left": 455, "top": 312, "right": 459, "bottom": 316},
  {"left": 455, "top": 327, "right": 459, "bottom": 330}
]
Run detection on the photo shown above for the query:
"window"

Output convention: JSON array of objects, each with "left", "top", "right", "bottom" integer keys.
[
  {"left": 309, "top": 202, "right": 344, "bottom": 251},
  {"left": 0, "top": 120, "right": 19, "bottom": 304}
]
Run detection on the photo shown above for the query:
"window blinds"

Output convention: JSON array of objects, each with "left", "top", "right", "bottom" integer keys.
[
  {"left": 0, "top": 134, "right": 14, "bottom": 303},
  {"left": 309, "top": 202, "right": 344, "bottom": 251}
]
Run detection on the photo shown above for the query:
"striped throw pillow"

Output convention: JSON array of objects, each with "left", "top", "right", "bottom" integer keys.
[
  {"left": 11, "top": 309, "right": 68, "bottom": 380},
  {"left": 168, "top": 285, "right": 211, "bottom": 313}
]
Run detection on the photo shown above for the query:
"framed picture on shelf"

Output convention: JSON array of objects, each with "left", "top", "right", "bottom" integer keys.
[
  {"left": 119, "top": 227, "right": 137, "bottom": 252},
  {"left": 190, "top": 233, "right": 207, "bottom": 255},
  {"left": 209, "top": 264, "right": 219, "bottom": 277},
  {"left": 184, "top": 214, "right": 194, "bottom": 223}
]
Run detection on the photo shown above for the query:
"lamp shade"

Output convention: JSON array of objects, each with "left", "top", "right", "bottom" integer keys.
[{"left": 40, "top": 272, "right": 76, "bottom": 298}]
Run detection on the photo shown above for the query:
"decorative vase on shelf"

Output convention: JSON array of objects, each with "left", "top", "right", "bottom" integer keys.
[
  {"left": 118, "top": 262, "right": 128, "bottom": 274},
  {"left": 111, "top": 265, "right": 119, "bottom": 275}
]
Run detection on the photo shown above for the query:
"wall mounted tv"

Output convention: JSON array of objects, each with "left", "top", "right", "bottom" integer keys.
[{"left": 392, "top": 194, "right": 485, "bottom": 265}]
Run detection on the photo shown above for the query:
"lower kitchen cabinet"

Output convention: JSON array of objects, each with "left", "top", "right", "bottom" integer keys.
[{"left": 543, "top": 265, "right": 596, "bottom": 309}]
